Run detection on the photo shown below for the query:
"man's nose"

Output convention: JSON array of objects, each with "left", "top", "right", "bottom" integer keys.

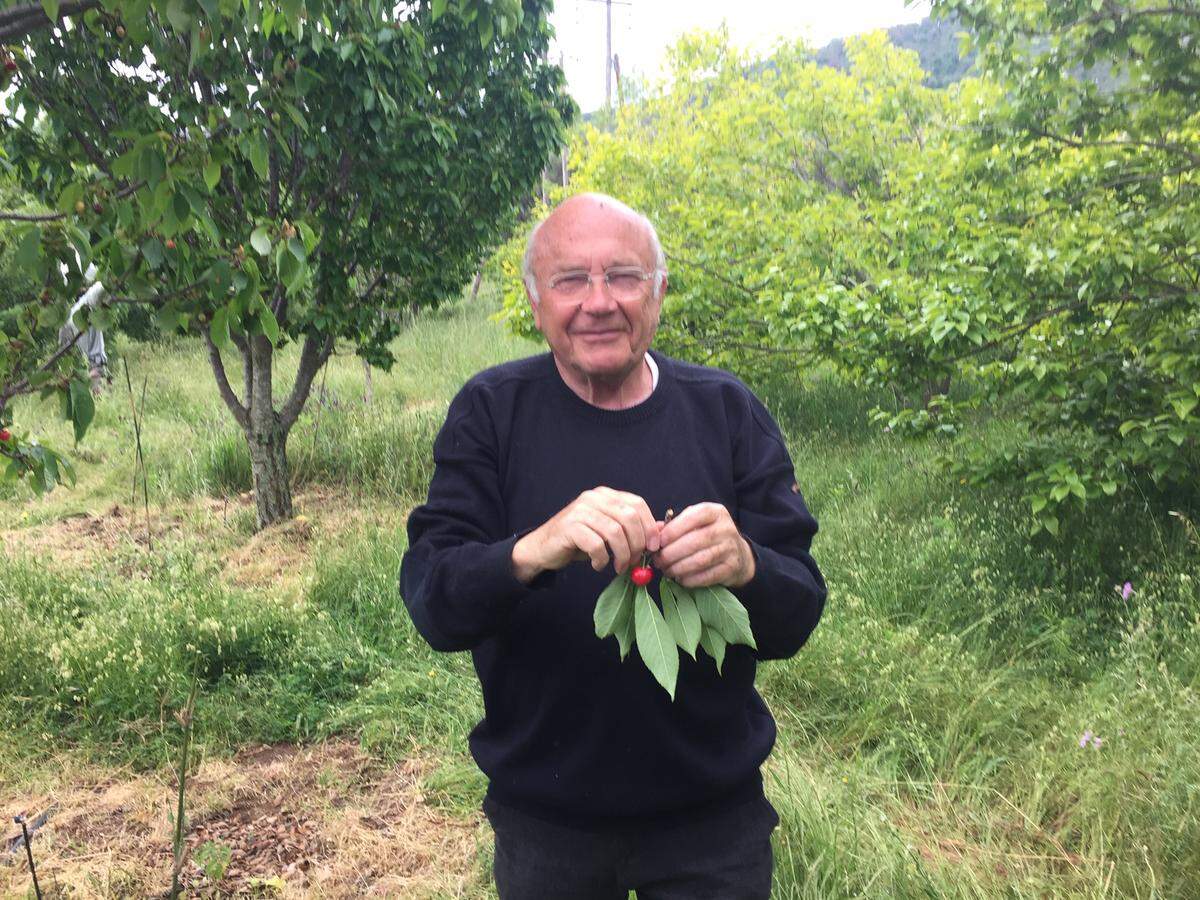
[{"left": 579, "top": 276, "right": 617, "bottom": 313}]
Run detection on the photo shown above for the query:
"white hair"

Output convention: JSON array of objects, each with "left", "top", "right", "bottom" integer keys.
[{"left": 522, "top": 194, "right": 668, "bottom": 305}]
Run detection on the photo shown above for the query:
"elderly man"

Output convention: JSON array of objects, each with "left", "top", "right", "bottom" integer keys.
[{"left": 400, "top": 193, "right": 825, "bottom": 898}]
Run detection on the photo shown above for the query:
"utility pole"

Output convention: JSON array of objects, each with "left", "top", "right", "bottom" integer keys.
[{"left": 605, "top": 0, "right": 612, "bottom": 110}]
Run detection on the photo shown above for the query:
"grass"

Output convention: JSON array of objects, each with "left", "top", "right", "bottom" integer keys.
[{"left": 2, "top": 288, "right": 1199, "bottom": 897}]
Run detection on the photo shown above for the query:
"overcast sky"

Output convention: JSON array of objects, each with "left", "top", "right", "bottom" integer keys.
[{"left": 549, "top": 0, "right": 933, "bottom": 113}]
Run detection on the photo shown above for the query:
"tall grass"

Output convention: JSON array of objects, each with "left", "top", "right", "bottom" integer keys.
[{"left": 2, "top": 293, "right": 1199, "bottom": 897}]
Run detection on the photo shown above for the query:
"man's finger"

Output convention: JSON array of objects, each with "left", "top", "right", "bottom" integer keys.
[
  {"left": 660, "top": 541, "right": 727, "bottom": 582},
  {"left": 594, "top": 488, "right": 659, "bottom": 556},
  {"left": 604, "top": 489, "right": 662, "bottom": 554},
  {"left": 653, "top": 524, "right": 715, "bottom": 570},
  {"left": 570, "top": 521, "right": 611, "bottom": 572},
  {"left": 672, "top": 560, "right": 732, "bottom": 589},
  {"left": 581, "top": 508, "right": 632, "bottom": 573},
  {"left": 659, "top": 503, "right": 722, "bottom": 546}
]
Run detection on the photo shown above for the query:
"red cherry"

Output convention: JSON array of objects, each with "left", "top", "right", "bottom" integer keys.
[
  {"left": 0, "top": 428, "right": 11, "bottom": 442},
  {"left": 165, "top": 239, "right": 177, "bottom": 250},
  {"left": 3, "top": 59, "right": 17, "bottom": 73},
  {"left": 631, "top": 566, "right": 653, "bottom": 586}
]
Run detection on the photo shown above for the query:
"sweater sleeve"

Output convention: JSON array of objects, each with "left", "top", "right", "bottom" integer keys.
[
  {"left": 399, "top": 384, "right": 539, "bottom": 652},
  {"left": 729, "top": 392, "right": 827, "bottom": 660}
]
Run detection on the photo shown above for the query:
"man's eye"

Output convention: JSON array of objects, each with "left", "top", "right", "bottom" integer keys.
[
  {"left": 553, "top": 274, "right": 590, "bottom": 293},
  {"left": 607, "top": 273, "right": 643, "bottom": 293}
]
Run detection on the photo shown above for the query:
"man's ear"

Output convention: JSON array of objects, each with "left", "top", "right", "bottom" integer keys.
[{"left": 525, "top": 283, "right": 542, "bottom": 330}]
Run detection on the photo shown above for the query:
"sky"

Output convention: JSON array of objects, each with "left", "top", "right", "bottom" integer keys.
[{"left": 549, "top": 0, "right": 933, "bottom": 113}]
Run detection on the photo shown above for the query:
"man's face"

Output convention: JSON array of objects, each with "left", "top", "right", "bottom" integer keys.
[{"left": 528, "top": 199, "right": 664, "bottom": 386}]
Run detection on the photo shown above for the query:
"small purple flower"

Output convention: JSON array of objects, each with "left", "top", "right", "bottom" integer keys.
[
  {"left": 1079, "top": 729, "right": 1093, "bottom": 748},
  {"left": 1121, "top": 581, "right": 1134, "bottom": 601},
  {"left": 1092, "top": 736, "right": 1103, "bottom": 749}
]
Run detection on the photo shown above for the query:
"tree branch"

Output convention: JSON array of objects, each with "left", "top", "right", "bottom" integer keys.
[
  {"left": 231, "top": 332, "right": 254, "bottom": 416},
  {"left": 0, "top": 0, "right": 100, "bottom": 41},
  {"left": 0, "top": 209, "right": 64, "bottom": 222},
  {"left": 0, "top": 328, "right": 86, "bottom": 408},
  {"left": 203, "top": 331, "right": 250, "bottom": 430},
  {"left": 279, "top": 332, "right": 335, "bottom": 430}
]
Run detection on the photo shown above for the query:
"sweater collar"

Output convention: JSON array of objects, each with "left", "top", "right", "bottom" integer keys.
[{"left": 544, "top": 349, "right": 674, "bottom": 425}]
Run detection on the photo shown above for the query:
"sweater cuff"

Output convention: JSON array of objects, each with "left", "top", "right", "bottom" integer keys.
[
  {"left": 495, "top": 529, "right": 559, "bottom": 594},
  {"left": 733, "top": 535, "right": 780, "bottom": 608}
]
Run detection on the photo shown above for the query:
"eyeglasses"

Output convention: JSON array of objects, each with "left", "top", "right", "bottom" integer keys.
[{"left": 547, "top": 266, "right": 654, "bottom": 301}]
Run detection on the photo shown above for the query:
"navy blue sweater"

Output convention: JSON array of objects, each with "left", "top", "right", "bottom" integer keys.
[{"left": 399, "top": 350, "right": 826, "bottom": 827}]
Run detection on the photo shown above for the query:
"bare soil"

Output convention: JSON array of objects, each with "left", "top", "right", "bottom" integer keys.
[{"left": 0, "top": 740, "right": 489, "bottom": 898}]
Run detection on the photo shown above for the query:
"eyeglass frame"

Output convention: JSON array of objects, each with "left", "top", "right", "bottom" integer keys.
[{"left": 545, "top": 265, "right": 658, "bottom": 299}]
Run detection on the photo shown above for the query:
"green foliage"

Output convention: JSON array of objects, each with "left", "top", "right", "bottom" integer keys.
[
  {"left": 497, "top": 13, "right": 1199, "bottom": 531},
  {"left": 0, "top": 0, "right": 572, "bottom": 514}
]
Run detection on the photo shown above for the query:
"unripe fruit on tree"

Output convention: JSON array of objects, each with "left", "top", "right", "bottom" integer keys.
[
  {"left": 74, "top": 200, "right": 86, "bottom": 214},
  {"left": 631, "top": 566, "right": 653, "bottom": 586}
]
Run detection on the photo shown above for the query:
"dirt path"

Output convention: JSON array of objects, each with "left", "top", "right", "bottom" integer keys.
[{"left": 0, "top": 740, "right": 491, "bottom": 898}]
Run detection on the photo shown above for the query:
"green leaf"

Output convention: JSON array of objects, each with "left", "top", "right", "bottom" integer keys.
[
  {"left": 164, "top": 0, "right": 190, "bottom": 33},
  {"left": 699, "top": 626, "right": 727, "bottom": 674},
  {"left": 296, "top": 221, "right": 318, "bottom": 254},
  {"left": 41, "top": 0, "right": 60, "bottom": 22},
  {"left": 256, "top": 298, "right": 281, "bottom": 346},
  {"left": 432, "top": 0, "right": 448, "bottom": 20},
  {"left": 287, "top": 236, "right": 306, "bottom": 262},
  {"left": 68, "top": 379, "right": 95, "bottom": 444},
  {"left": 659, "top": 579, "right": 701, "bottom": 658},
  {"left": 56, "top": 182, "right": 83, "bottom": 214},
  {"left": 14, "top": 228, "right": 40, "bottom": 270},
  {"left": 250, "top": 226, "right": 272, "bottom": 256},
  {"left": 694, "top": 585, "right": 756, "bottom": 650},
  {"left": 203, "top": 160, "right": 222, "bottom": 190},
  {"left": 40, "top": 447, "right": 59, "bottom": 490},
  {"left": 280, "top": 0, "right": 302, "bottom": 24},
  {"left": 141, "top": 237, "right": 165, "bottom": 269},
  {"left": 1171, "top": 397, "right": 1197, "bottom": 421},
  {"left": 634, "top": 586, "right": 679, "bottom": 699},
  {"left": 245, "top": 135, "right": 269, "bottom": 180},
  {"left": 614, "top": 591, "right": 636, "bottom": 661},
  {"left": 155, "top": 304, "right": 182, "bottom": 334},
  {"left": 48, "top": 447, "right": 76, "bottom": 487},
  {"left": 594, "top": 574, "right": 632, "bottom": 638},
  {"left": 209, "top": 306, "right": 231, "bottom": 349},
  {"left": 278, "top": 249, "right": 303, "bottom": 293}
]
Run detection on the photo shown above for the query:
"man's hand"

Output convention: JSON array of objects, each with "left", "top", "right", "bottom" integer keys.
[
  {"left": 653, "top": 502, "right": 756, "bottom": 589},
  {"left": 511, "top": 487, "right": 660, "bottom": 584}
]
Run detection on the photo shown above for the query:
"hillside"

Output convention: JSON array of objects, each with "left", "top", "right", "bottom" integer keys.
[{"left": 814, "top": 15, "right": 976, "bottom": 88}]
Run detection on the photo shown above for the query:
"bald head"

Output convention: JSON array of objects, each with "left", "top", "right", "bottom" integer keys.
[{"left": 522, "top": 193, "right": 667, "bottom": 304}]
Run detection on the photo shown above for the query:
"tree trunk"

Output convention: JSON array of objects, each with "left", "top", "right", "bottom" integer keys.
[
  {"left": 245, "top": 334, "right": 292, "bottom": 529},
  {"left": 206, "top": 328, "right": 332, "bottom": 532},
  {"left": 246, "top": 422, "right": 292, "bottom": 529}
]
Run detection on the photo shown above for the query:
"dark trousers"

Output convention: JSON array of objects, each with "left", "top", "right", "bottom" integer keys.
[{"left": 483, "top": 793, "right": 779, "bottom": 899}]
